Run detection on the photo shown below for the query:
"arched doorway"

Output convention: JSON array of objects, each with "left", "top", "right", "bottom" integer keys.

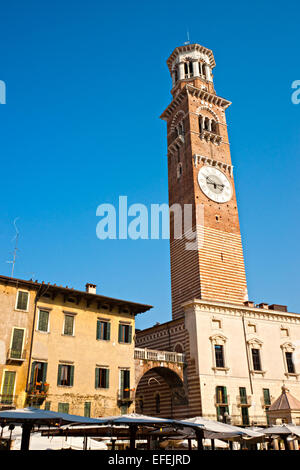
[{"left": 135, "top": 366, "right": 188, "bottom": 418}]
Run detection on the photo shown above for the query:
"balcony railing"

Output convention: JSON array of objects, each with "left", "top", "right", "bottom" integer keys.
[
  {"left": 0, "top": 394, "right": 18, "bottom": 408},
  {"left": 117, "top": 389, "right": 135, "bottom": 403},
  {"left": 214, "top": 394, "right": 230, "bottom": 406},
  {"left": 7, "top": 348, "right": 26, "bottom": 362},
  {"left": 236, "top": 395, "right": 252, "bottom": 407},
  {"left": 199, "top": 129, "right": 222, "bottom": 145},
  {"left": 134, "top": 348, "right": 185, "bottom": 364},
  {"left": 26, "top": 382, "right": 49, "bottom": 406}
]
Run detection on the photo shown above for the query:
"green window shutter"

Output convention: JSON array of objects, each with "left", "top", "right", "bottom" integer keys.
[
  {"left": 96, "top": 320, "right": 101, "bottom": 340},
  {"left": 128, "top": 326, "right": 132, "bottom": 344},
  {"left": 120, "top": 370, "right": 124, "bottom": 391},
  {"left": 38, "top": 310, "right": 49, "bottom": 332},
  {"left": 17, "top": 291, "right": 28, "bottom": 310},
  {"left": 118, "top": 324, "right": 122, "bottom": 342},
  {"left": 107, "top": 322, "right": 111, "bottom": 341},
  {"left": 11, "top": 328, "right": 24, "bottom": 358},
  {"left": 95, "top": 368, "right": 100, "bottom": 388},
  {"left": 223, "top": 386, "right": 228, "bottom": 404},
  {"left": 84, "top": 402, "right": 91, "bottom": 418},
  {"left": 44, "top": 401, "right": 51, "bottom": 411},
  {"left": 64, "top": 315, "right": 74, "bottom": 335},
  {"left": 57, "top": 365, "right": 62, "bottom": 386},
  {"left": 3, "top": 371, "right": 16, "bottom": 396},
  {"left": 69, "top": 365, "right": 74, "bottom": 387},
  {"left": 105, "top": 369, "right": 110, "bottom": 389},
  {"left": 42, "top": 363, "right": 48, "bottom": 383},
  {"left": 30, "top": 361, "right": 37, "bottom": 386}
]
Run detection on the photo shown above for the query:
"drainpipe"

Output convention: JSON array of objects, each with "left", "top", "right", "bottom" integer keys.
[{"left": 241, "top": 313, "right": 253, "bottom": 395}]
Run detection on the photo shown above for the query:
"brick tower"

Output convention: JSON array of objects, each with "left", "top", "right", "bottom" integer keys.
[{"left": 160, "top": 43, "right": 248, "bottom": 320}]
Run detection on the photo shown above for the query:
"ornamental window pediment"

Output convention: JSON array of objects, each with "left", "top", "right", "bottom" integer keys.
[{"left": 209, "top": 334, "right": 227, "bottom": 346}]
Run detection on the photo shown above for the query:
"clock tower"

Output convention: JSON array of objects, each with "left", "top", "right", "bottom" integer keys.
[{"left": 161, "top": 43, "right": 248, "bottom": 320}]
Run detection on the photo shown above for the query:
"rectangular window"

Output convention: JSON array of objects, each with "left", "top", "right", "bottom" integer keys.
[
  {"left": 1, "top": 371, "right": 16, "bottom": 404},
  {"left": 16, "top": 291, "right": 29, "bottom": 311},
  {"left": 95, "top": 368, "right": 109, "bottom": 389},
  {"left": 58, "top": 402, "right": 69, "bottom": 414},
  {"left": 214, "top": 345, "right": 225, "bottom": 368},
  {"left": 263, "top": 388, "right": 271, "bottom": 406},
  {"left": 118, "top": 324, "right": 132, "bottom": 344},
  {"left": 251, "top": 348, "right": 262, "bottom": 371},
  {"left": 120, "top": 369, "right": 130, "bottom": 399},
  {"left": 239, "top": 387, "right": 247, "bottom": 405},
  {"left": 38, "top": 310, "right": 49, "bottom": 332},
  {"left": 84, "top": 402, "right": 91, "bottom": 418},
  {"left": 30, "top": 362, "right": 48, "bottom": 387},
  {"left": 10, "top": 328, "right": 24, "bottom": 359},
  {"left": 63, "top": 315, "right": 74, "bottom": 336},
  {"left": 96, "top": 320, "right": 111, "bottom": 341},
  {"left": 44, "top": 401, "right": 51, "bottom": 411},
  {"left": 286, "top": 352, "right": 295, "bottom": 374},
  {"left": 241, "top": 407, "right": 250, "bottom": 426},
  {"left": 57, "top": 364, "right": 74, "bottom": 387},
  {"left": 216, "top": 385, "right": 227, "bottom": 405}
]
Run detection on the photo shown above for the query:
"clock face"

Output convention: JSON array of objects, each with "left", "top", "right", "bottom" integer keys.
[{"left": 197, "top": 166, "right": 232, "bottom": 203}]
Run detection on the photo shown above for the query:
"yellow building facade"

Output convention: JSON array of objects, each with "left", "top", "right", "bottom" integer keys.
[{"left": 0, "top": 275, "right": 151, "bottom": 417}]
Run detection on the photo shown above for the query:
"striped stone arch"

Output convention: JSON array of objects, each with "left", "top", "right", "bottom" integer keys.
[
  {"left": 170, "top": 110, "right": 185, "bottom": 132},
  {"left": 195, "top": 105, "right": 220, "bottom": 122}
]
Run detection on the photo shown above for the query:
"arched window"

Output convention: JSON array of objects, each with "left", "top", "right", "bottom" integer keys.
[
  {"left": 155, "top": 393, "right": 160, "bottom": 413},
  {"left": 211, "top": 120, "right": 218, "bottom": 134},
  {"left": 204, "top": 117, "right": 210, "bottom": 131},
  {"left": 199, "top": 115, "right": 203, "bottom": 132}
]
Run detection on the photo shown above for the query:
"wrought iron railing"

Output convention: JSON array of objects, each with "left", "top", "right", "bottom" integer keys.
[
  {"left": 0, "top": 394, "right": 18, "bottom": 407},
  {"left": 7, "top": 348, "right": 26, "bottom": 361}
]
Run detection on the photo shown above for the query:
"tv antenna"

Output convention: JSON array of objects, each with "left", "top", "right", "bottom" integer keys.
[
  {"left": 7, "top": 218, "right": 20, "bottom": 278},
  {"left": 184, "top": 30, "right": 190, "bottom": 45}
]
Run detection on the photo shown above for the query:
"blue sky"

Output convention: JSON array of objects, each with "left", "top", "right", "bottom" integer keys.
[{"left": 0, "top": 0, "right": 299, "bottom": 329}]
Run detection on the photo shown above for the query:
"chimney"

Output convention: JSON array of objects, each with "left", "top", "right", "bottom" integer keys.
[
  {"left": 244, "top": 301, "right": 255, "bottom": 308},
  {"left": 86, "top": 283, "right": 97, "bottom": 294},
  {"left": 258, "top": 303, "right": 269, "bottom": 309}
]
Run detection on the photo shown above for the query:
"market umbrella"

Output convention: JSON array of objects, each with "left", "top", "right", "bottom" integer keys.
[{"left": 0, "top": 407, "right": 104, "bottom": 450}]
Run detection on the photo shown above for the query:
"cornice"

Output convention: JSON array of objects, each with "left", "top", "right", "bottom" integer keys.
[
  {"left": 160, "top": 85, "right": 231, "bottom": 121},
  {"left": 182, "top": 298, "right": 300, "bottom": 324},
  {"left": 166, "top": 43, "right": 216, "bottom": 71}
]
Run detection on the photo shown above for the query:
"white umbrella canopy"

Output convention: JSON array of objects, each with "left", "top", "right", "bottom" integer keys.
[
  {"left": 262, "top": 424, "right": 300, "bottom": 437},
  {"left": 175, "top": 416, "right": 264, "bottom": 439},
  {"left": 99, "top": 413, "right": 176, "bottom": 425}
]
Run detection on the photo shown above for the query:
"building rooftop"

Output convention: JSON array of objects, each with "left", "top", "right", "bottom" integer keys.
[
  {"left": 0, "top": 274, "right": 152, "bottom": 315},
  {"left": 269, "top": 386, "right": 300, "bottom": 411}
]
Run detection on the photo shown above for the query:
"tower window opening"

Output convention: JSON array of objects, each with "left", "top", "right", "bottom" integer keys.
[
  {"left": 177, "top": 162, "right": 183, "bottom": 179},
  {"left": 174, "top": 67, "right": 178, "bottom": 82},
  {"left": 184, "top": 61, "right": 193, "bottom": 78}
]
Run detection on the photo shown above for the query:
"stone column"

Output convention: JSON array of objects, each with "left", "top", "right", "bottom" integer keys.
[
  {"left": 205, "top": 64, "right": 212, "bottom": 81},
  {"left": 178, "top": 62, "right": 185, "bottom": 80},
  {"left": 192, "top": 60, "right": 200, "bottom": 77},
  {"left": 171, "top": 72, "right": 176, "bottom": 88},
  {"left": 208, "top": 119, "right": 212, "bottom": 132}
]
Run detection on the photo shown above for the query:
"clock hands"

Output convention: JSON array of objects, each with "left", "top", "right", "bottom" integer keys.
[{"left": 206, "top": 176, "right": 224, "bottom": 190}]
